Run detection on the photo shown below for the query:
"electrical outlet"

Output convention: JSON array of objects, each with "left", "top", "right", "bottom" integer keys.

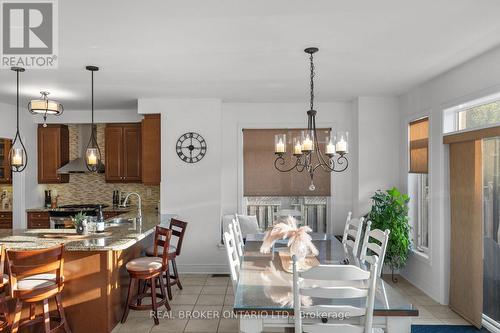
[{"left": 146, "top": 188, "right": 152, "bottom": 197}]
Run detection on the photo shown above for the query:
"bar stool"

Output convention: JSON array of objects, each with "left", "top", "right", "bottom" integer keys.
[
  {"left": 7, "top": 244, "right": 71, "bottom": 333},
  {"left": 145, "top": 219, "right": 188, "bottom": 299},
  {"left": 122, "top": 226, "right": 172, "bottom": 325},
  {"left": 0, "top": 244, "right": 9, "bottom": 330}
]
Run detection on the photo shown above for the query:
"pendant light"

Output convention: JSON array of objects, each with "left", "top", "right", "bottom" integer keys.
[
  {"left": 28, "top": 91, "right": 64, "bottom": 127},
  {"left": 9, "top": 67, "right": 28, "bottom": 172},
  {"left": 85, "top": 65, "right": 102, "bottom": 172},
  {"left": 273, "top": 47, "right": 349, "bottom": 191}
]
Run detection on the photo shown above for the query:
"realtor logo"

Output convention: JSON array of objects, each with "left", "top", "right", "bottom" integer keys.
[{"left": 1, "top": 0, "right": 58, "bottom": 68}]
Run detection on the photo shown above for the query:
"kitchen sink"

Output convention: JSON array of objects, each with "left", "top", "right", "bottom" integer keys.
[{"left": 107, "top": 217, "right": 134, "bottom": 225}]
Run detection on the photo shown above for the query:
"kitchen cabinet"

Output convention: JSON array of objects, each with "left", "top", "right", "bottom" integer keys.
[
  {"left": 141, "top": 114, "right": 161, "bottom": 185},
  {"left": 105, "top": 123, "right": 141, "bottom": 183},
  {"left": 0, "top": 211, "right": 12, "bottom": 229},
  {"left": 38, "top": 124, "right": 70, "bottom": 184},
  {"left": 27, "top": 211, "right": 50, "bottom": 229},
  {"left": 0, "top": 139, "right": 12, "bottom": 184}
]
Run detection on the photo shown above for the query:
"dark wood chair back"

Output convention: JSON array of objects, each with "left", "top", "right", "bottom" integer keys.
[
  {"left": 6, "top": 244, "right": 65, "bottom": 300},
  {"left": 153, "top": 226, "right": 172, "bottom": 268},
  {"left": 0, "top": 244, "right": 4, "bottom": 279},
  {"left": 170, "top": 219, "right": 188, "bottom": 256}
]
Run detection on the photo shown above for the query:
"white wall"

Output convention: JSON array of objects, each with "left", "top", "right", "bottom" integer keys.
[
  {"left": 351, "top": 97, "right": 401, "bottom": 216},
  {"left": 399, "top": 44, "right": 500, "bottom": 305},
  {"left": 139, "top": 99, "right": 225, "bottom": 273}
]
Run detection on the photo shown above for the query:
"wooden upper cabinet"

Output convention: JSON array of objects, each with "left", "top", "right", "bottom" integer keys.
[
  {"left": 38, "top": 124, "right": 69, "bottom": 184},
  {"left": 105, "top": 123, "right": 141, "bottom": 183},
  {"left": 0, "top": 139, "right": 12, "bottom": 184},
  {"left": 105, "top": 126, "right": 123, "bottom": 182},
  {"left": 141, "top": 114, "right": 161, "bottom": 185},
  {"left": 123, "top": 125, "right": 141, "bottom": 182}
]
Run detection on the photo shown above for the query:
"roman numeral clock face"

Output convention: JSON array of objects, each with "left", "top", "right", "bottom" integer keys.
[{"left": 176, "top": 132, "right": 207, "bottom": 164}]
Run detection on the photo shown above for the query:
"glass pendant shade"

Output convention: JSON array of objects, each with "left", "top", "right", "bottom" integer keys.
[
  {"left": 336, "top": 131, "right": 349, "bottom": 154},
  {"left": 301, "top": 130, "right": 314, "bottom": 152},
  {"left": 274, "top": 134, "right": 286, "bottom": 154},
  {"left": 10, "top": 148, "right": 25, "bottom": 168},
  {"left": 28, "top": 92, "right": 63, "bottom": 115},
  {"left": 293, "top": 137, "right": 303, "bottom": 155},
  {"left": 86, "top": 147, "right": 98, "bottom": 166},
  {"left": 325, "top": 133, "right": 336, "bottom": 156}
]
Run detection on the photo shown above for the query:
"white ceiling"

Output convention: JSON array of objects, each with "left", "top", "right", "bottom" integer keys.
[{"left": 1, "top": 0, "right": 500, "bottom": 110}]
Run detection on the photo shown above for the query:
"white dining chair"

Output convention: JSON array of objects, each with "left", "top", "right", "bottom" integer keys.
[
  {"left": 359, "top": 221, "right": 390, "bottom": 277},
  {"left": 341, "top": 212, "right": 365, "bottom": 257},
  {"left": 293, "top": 255, "right": 379, "bottom": 333},
  {"left": 224, "top": 224, "right": 241, "bottom": 291},
  {"left": 231, "top": 218, "right": 244, "bottom": 259}
]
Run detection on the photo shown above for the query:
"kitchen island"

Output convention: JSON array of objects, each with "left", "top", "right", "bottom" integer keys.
[{"left": 0, "top": 209, "right": 171, "bottom": 333}]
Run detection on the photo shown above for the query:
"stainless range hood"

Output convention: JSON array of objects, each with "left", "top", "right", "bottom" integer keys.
[{"left": 57, "top": 124, "right": 105, "bottom": 174}]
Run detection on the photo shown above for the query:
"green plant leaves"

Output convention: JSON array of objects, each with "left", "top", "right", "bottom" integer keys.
[{"left": 367, "top": 187, "right": 411, "bottom": 270}]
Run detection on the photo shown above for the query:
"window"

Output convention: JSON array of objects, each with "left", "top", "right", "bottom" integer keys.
[
  {"left": 242, "top": 128, "right": 331, "bottom": 232},
  {"left": 444, "top": 92, "right": 500, "bottom": 134},
  {"left": 408, "top": 117, "right": 430, "bottom": 255}
]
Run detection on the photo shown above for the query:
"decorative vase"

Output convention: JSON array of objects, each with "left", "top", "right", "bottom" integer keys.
[{"left": 76, "top": 224, "right": 85, "bottom": 235}]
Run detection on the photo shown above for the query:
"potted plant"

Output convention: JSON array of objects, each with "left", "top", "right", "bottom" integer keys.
[
  {"left": 72, "top": 212, "right": 88, "bottom": 235},
  {"left": 366, "top": 187, "right": 411, "bottom": 281}
]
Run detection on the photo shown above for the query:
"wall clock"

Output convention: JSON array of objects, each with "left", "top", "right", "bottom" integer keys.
[{"left": 176, "top": 132, "right": 207, "bottom": 163}]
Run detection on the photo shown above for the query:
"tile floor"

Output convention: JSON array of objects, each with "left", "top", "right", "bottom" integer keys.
[{"left": 112, "top": 274, "right": 470, "bottom": 333}]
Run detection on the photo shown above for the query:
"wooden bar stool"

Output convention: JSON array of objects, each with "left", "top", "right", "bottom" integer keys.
[
  {"left": 145, "top": 218, "right": 188, "bottom": 299},
  {"left": 7, "top": 244, "right": 71, "bottom": 333},
  {"left": 122, "top": 226, "right": 172, "bottom": 325},
  {"left": 0, "top": 244, "right": 9, "bottom": 330}
]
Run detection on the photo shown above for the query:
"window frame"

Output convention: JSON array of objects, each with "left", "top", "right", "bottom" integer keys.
[{"left": 406, "top": 114, "right": 432, "bottom": 261}]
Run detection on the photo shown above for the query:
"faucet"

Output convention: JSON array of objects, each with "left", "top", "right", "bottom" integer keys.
[{"left": 122, "top": 192, "right": 142, "bottom": 221}]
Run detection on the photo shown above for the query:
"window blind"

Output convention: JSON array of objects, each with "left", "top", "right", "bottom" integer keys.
[
  {"left": 409, "top": 118, "right": 429, "bottom": 173},
  {"left": 243, "top": 128, "right": 331, "bottom": 196}
]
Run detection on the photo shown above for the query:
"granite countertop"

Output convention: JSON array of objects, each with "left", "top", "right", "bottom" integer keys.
[
  {"left": 0, "top": 209, "right": 172, "bottom": 251},
  {"left": 26, "top": 206, "right": 136, "bottom": 213}
]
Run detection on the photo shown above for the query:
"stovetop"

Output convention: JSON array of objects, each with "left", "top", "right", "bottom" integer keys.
[{"left": 49, "top": 204, "right": 109, "bottom": 216}]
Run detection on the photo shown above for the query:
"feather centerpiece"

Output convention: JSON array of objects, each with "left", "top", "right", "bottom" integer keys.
[{"left": 260, "top": 216, "right": 319, "bottom": 260}]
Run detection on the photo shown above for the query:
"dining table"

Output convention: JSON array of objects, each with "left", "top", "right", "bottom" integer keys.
[{"left": 233, "top": 233, "right": 419, "bottom": 333}]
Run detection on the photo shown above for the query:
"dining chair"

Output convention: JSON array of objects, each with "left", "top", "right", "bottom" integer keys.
[
  {"left": 232, "top": 217, "right": 245, "bottom": 245},
  {"left": 0, "top": 244, "right": 9, "bottom": 330},
  {"left": 341, "top": 212, "right": 365, "bottom": 257},
  {"left": 224, "top": 224, "right": 241, "bottom": 292},
  {"left": 232, "top": 218, "right": 244, "bottom": 259},
  {"left": 7, "top": 244, "right": 71, "bottom": 333},
  {"left": 359, "top": 221, "right": 391, "bottom": 277},
  {"left": 122, "top": 226, "right": 172, "bottom": 325},
  {"left": 293, "top": 255, "right": 379, "bottom": 333}
]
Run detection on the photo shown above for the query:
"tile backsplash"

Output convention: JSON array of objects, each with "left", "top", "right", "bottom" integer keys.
[
  {"left": 43, "top": 173, "right": 159, "bottom": 208},
  {"left": 40, "top": 123, "right": 159, "bottom": 208}
]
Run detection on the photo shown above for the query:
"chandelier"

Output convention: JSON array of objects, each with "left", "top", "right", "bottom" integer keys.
[
  {"left": 274, "top": 47, "right": 349, "bottom": 191},
  {"left": 28, "top": 91, "right": 64, "bottom": 127}
]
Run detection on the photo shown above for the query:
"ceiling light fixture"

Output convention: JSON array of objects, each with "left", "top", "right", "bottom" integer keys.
[
  {"left": 274, "top": 47, "right": 349, "bottom": 191},
  {"left": 85, "top": 65, "right": 102, "bottom": 172},
  {"left": 9, "top": 67, "right": 28, "bottom": 173},
  {"left": 28, "top": 91, "right": 64, "bottom": 127}
]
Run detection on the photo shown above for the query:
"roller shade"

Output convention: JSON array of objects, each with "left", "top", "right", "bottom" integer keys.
[
  {"left": 409, "top": 118, "right": 429, "bottom": 173},
  {"left": 243, "top": 128, "right": 331, "bottom": 196}
]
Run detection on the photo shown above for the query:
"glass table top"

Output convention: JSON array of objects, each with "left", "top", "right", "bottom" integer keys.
[{"left": 234, "top": 234, "right": 418, "bottom": 316}]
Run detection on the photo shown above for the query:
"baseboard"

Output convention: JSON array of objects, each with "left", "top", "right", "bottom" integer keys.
[{"left": 176, "top": 264, "right": 229, "bottom": 274}]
